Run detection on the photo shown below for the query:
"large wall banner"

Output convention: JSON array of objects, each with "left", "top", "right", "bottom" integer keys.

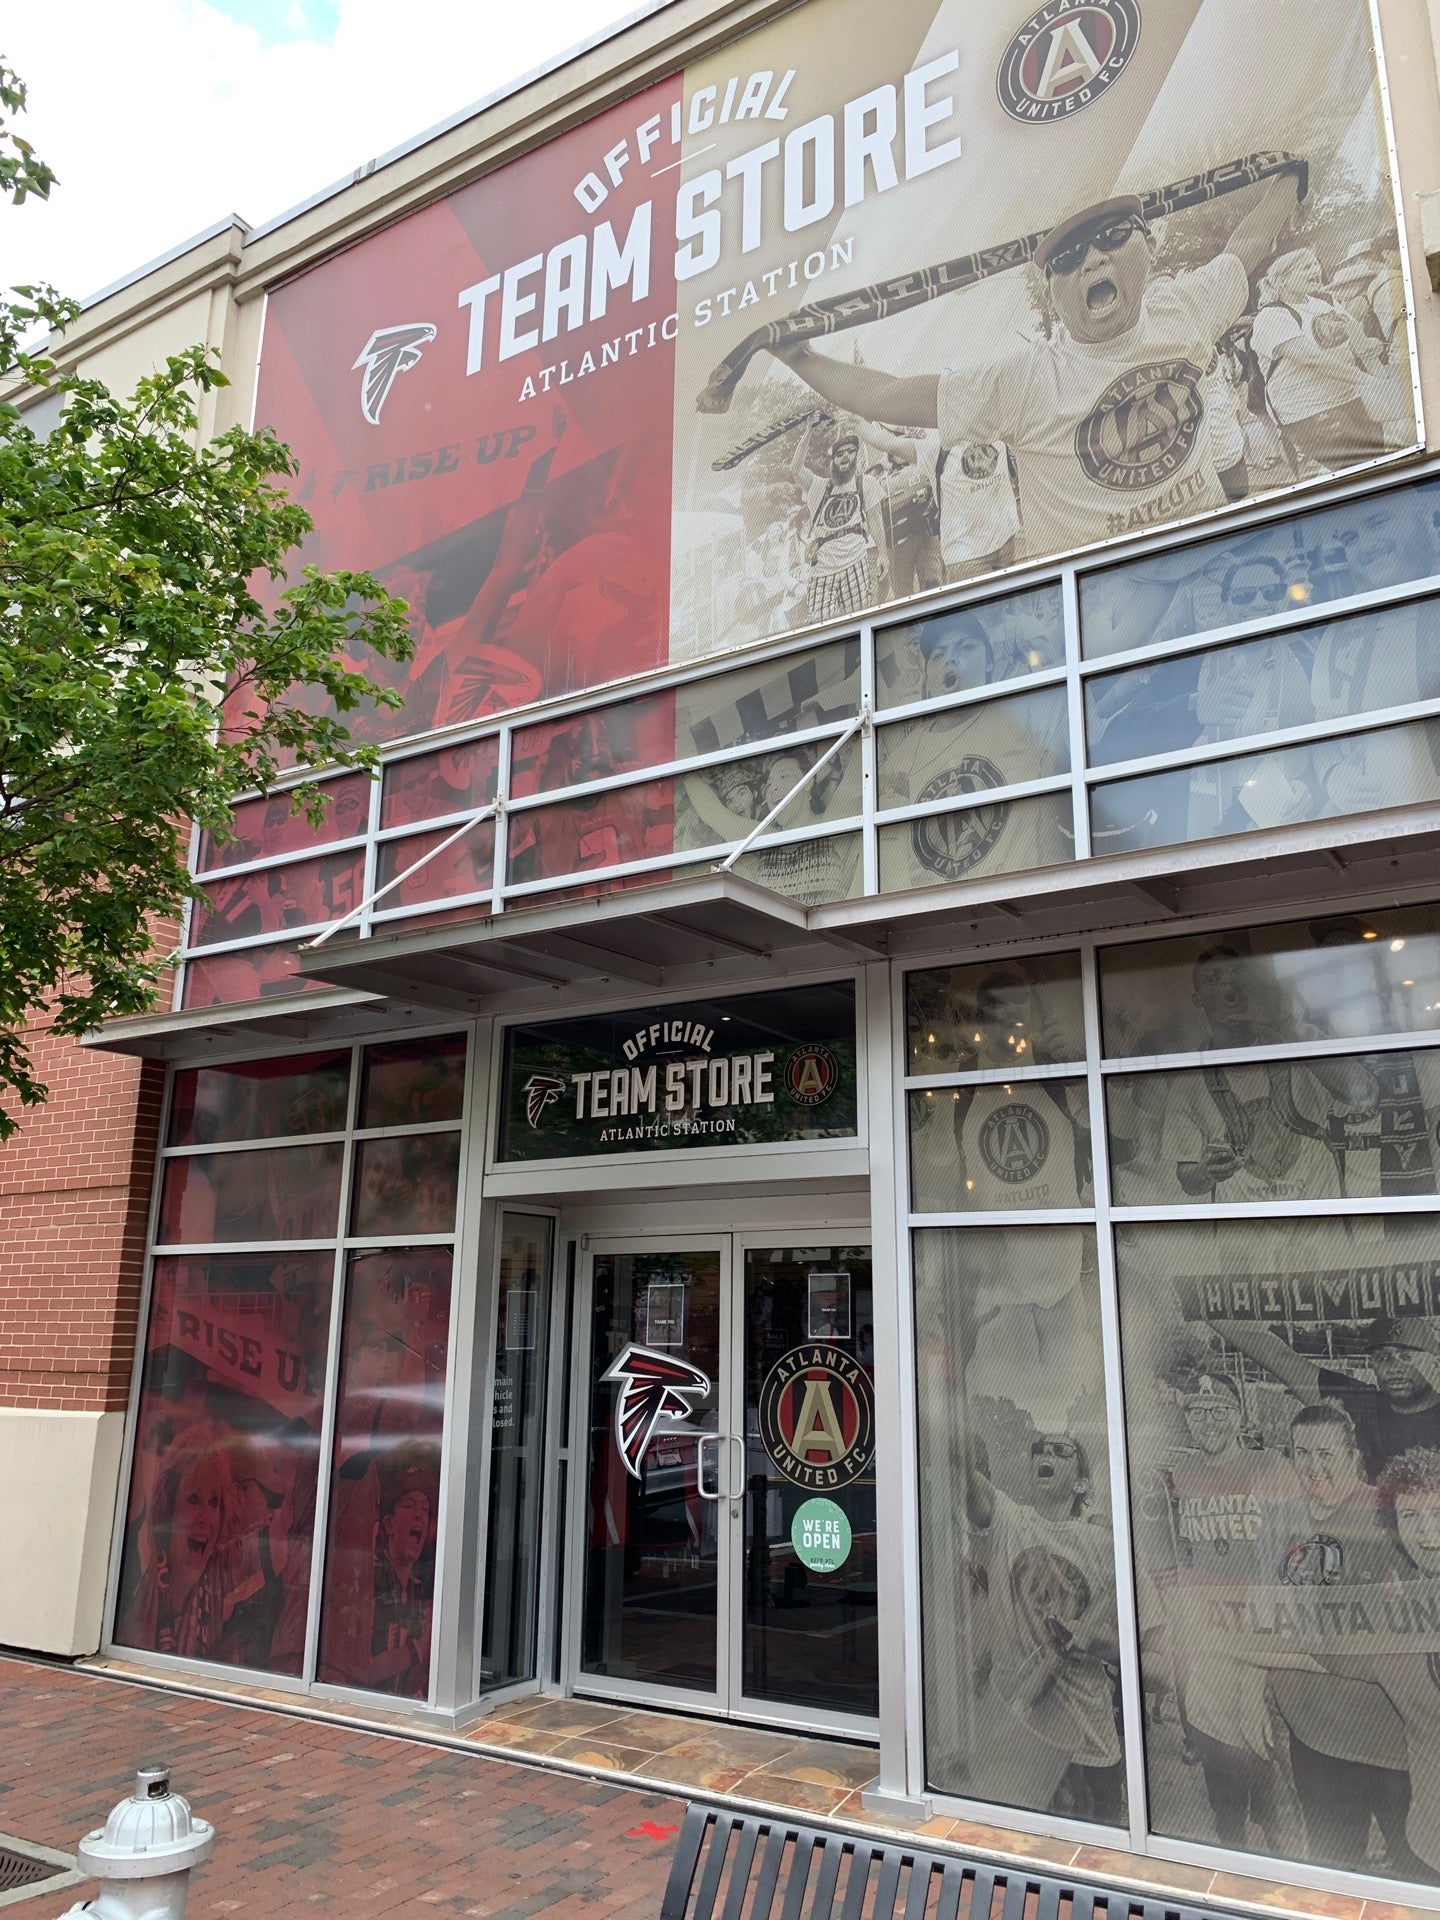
[{"left": 256, "top": 0, "right": 1417, "bottom": 744}]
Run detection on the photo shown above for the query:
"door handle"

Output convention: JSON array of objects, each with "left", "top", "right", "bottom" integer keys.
[
  {"left": 696, "top": 1431, "right": 722, "bottom": 1500},
  {"left": 723, "top": 1433, "right": 746, "bottom": 1501}
]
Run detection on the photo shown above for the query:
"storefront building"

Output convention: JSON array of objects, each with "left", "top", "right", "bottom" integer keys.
[{"left": 26, "top": 0, "right": 1440, "bottom": 1902}]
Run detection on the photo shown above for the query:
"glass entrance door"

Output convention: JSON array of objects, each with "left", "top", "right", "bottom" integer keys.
[
  {"left": 738, "top": 1243, "right": 878, "bottom": 1722},
  {"left": 580, "top": 1241, "right": 728, "bottom": 1697},
  {"left": 576, "top": 1234, "right": 878, "bottom": 1730}
]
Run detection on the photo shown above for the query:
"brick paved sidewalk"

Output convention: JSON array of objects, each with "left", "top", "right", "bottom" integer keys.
[{"left": 0, "top": 1655, "right": 686, "bottom": 1920}]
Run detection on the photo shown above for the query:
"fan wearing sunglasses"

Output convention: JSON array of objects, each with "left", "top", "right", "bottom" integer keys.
[
  {"left": 1187, "top": 556, "right": 1317, "bottom": 750},
  {"left": 768, "top": 175, "right": 1300, "bottom": 567}
]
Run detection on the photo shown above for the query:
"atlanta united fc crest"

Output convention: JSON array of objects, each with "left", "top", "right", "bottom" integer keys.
[
  {"left": 997, "top": 0, "right": 1142, "bottom": 124},
  {"left": 783, "top": 1044, "right": 840, "bottom": 1107},
  {"left": 980, "top": 1101, "right": 1052, "bottom": 1184},
  {"left": 912, "top": 760, "right": 1007, "bottom": 879},
  {"left": 1075, "top": 360, "right": 1205, "bottom": 490},
  {"left": 757, "top": 1344, "right": 875, "bottom": 1489}
]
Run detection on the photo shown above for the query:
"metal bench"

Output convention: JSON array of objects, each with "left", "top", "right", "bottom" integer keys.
[{"left": 661, "top": 1804, "right": 1235, "bottom": 1920}]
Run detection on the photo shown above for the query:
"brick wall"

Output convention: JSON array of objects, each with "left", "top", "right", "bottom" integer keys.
[{"left": 0, "top": 1012, "right": 169, "bottom": 1415}]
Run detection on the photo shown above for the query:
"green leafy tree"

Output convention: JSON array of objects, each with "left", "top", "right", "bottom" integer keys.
[{"left": 0, "top": 59, "right": 413, "bottom": 1134}]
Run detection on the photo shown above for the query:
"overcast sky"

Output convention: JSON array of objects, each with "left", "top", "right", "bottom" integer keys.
[{"left": 5, "top": 0, "right": 642, "bottom": 303}]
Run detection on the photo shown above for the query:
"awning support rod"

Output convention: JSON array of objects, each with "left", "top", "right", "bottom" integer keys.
[
  {"left": 306, "top": 705, "right": 866, "bottom": 951},
  {"left": 305, "top": 801, "right": 500, "bottom": 949},
  {"left": 715, "top": 708, "right": 868, "bottom": 876}
]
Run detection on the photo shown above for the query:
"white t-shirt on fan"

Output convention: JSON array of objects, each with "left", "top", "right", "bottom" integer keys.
[
  {"left": 1250, "top": 294, "right": 1364, "bottom": 423},
  {"left": 936, "top": 255, "right": 1249, "bottom": 556}
]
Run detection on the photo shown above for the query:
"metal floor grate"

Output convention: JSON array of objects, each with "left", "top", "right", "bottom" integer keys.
[{"left": 0, "top": 1843, "right": 67, "bottom": 1894}]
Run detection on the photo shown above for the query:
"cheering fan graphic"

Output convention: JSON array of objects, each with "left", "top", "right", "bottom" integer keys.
[
  {"left": 696, "top": 151, "right": 1308, "bottom": 413},
  {"left": 602, "top": 1344, "right": 712, "bottom": 1478}
]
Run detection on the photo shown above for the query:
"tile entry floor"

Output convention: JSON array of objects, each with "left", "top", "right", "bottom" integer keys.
[{"left": 461, "top": 1692, "right": 880, "bottom": 1814}]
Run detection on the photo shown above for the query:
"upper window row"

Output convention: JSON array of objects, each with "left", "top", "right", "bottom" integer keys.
[
  {"left": 906, "top": 900, "right": 1440, "bottom": 1074},
  {"left": 192, "top": 478, "right": 1440, "bottom": 883},
  {"left": 168, "top": 1035, "right": 467, "bottom": 1147},
  {"left": 1081, "top": 474, "right": 1440, "bottom": 656}
]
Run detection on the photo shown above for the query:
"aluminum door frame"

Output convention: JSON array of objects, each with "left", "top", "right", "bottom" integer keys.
[
  {"left": 729, "top": 1230, "right": 881, "bottom": 1741},
  {"left": 561, "top": 1227, "right": 880, "bottom": 1739},
  {"left": 564, "top": 1232, "right": 741, "bottom": 1718}
]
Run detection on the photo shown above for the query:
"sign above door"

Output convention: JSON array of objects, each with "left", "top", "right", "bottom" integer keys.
[{"left": 497, "top": 981, "right": 857, "bottom": 1161}]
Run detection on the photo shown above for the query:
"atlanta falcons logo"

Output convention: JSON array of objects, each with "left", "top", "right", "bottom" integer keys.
[
  {"left": 353, "top": 322, "right": 437, "bottom": 425},
  {"left": 523, "top": 1074, "right": 566, "bottom": 1129},
  {"left": 602, "top": 1345, "right": 711, "bottom": 1478}
]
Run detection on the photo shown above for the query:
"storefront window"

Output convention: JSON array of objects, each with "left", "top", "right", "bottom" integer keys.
[
  {"left": 913, "top": 1225, "right": 1122, "bottom": 1824},
  {"left": 157, "top": 1144, "right": 344, "bottom": 1245},
  {"left": 350, "top": 1134, "right": 461, "bottom": 1237},
  {"left": 507, "top": 780, "right": 675, "bottom": 887},
  {"left": 180, "top": 939, "right": 333, "bottom": 1011},
  {"left": 196, "top": 773, "right": 369, "bottom": 871},
  {"left": 1108, "top": 1049, "right": 1440, "bottom": 1206},
  {"left": 480, "top": 1215, "right": 555, "bottom": 1691},
  {"left": 902, "top": 910, "right": 1440, "bottom": 1873},
  {"left": 676, "top": 739, "right": 861, "bottom": 854},
  {"left": 1079, "top": 477, "right": 1440, "bottom": 660},
  {"left": 1116, "top": 1213, "right": 1440, "bottom": 1880},
  {"left": 1087, "top": 599, "right": 1440, "bottom": 771},
  {"left": 114, "top": 1252, "right": 333, "bottom": 1675},
  {"left": 876, "top": 587, "right": 1064, "bottom": 709},
  {"left": 877, "top": 687, "right": 1071, "bottom": 815},
  {"left": 315, "top": 1248, "right": 453, "bottom": 1699},
  {"left": 1091, "top": 715, "right": 1440, "bottom": 859},
  {"left": 672, "top": 639, "right": 860, "bottom": 758},
  {"left": 125, "top": 1032, "right": 468, "bottom": 1698},
  {"left": 381, "top": 737, "right": 499, "bottom": 829},
  {"left": 1100, "top": 908, "right": 1440, "bottom": 1057},
  {"left": 374, "top": 823, "right": 494, "bottom": 911},
  {"left": 168, "top": 1052, "right": 350, "bottom": 1148},
  {"left": 189, "top": 850, "right": 365, "bottom": 946},
  {"left": 909, "top": 1080, "right": 1091, "bottom": 1213},
  {"left": 877, "top": 792, "right": 1073, "bottom": 895},
  {"left": 510, "top": 689, "right": 676, "bottom": 796},
  {"left": 906, "top": 953, "right": 1084, "bottom": 1075},
  {"left": 359, "top": 1035, "right": 468, "bottom": 1128}
]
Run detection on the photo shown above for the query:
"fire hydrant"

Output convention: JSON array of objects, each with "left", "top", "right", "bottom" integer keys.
[{"left": 58, "top": 1765, "right": 214, "bottom": 1920}]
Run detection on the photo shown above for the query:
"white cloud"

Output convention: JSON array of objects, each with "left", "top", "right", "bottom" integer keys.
[{"left": 6, "top": 0, "right": 639, "bottom": 300}]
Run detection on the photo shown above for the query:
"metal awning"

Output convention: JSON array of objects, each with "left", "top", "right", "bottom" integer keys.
[
  {"left": 810, "top": 807, "right": 1440, "bottom": 959},
  {"left": 87, "top": 810, "right": 1440, "bottom": 1057},
  {"left": 302, "top": 813, "right": 1440, "bottom": 1015},
  {"left": 86, "top": 985, "right": 439, "bottom": 1061},
  {"left": 298, "top": 871, "right": 877, "bottom": 1009}
]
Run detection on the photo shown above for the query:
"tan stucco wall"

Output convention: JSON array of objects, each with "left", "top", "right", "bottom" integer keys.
[
  {"left": 3, "top": 221, "right": 246, "bottom": 444},
  {"left": 0, "top": 1410, "right": 125, "bottom": 1655},
  {"left": 73, "top": 287, "right": 211, "bottom": 398}
]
